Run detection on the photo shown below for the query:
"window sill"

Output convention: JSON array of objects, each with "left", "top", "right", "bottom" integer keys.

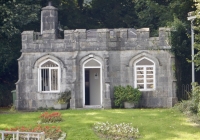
[
  {"left": 38, "top": 91, "right": 60, "bottom": 93},
  {"left": 139, "top": 89, "right": 155, "bottom": 91}
]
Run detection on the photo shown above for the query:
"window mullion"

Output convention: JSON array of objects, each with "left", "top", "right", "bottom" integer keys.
[
  {"left": 49, "top": 68, "right": 52, "bottom": 91},
  {"left": 144, "top": 66, "right": 146, "bottom": 90},
  {"left": 153, "top": 66, "right": 155, "bottom": 89},
  {"left": 44, "top": 69, "right": 46, "bottom": 91},
  {"left": 56, "top": 69, "right": 57, "bottom": 90},
  {"left": 58, "top": 68, "right": 59, "bottom": 91},
  {"left": 39, "top": 68, "right": 41, "bottom": 91}
]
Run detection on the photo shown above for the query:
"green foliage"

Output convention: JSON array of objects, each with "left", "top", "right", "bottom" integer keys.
[
  {"left": 194, "top": 0, "right": 200, "bottom": 71},
  {"left": 0, "top": 0, "right": 41, "bottom": 106},
  {"left": 174, "top": 100, "right": 194, "bottom": 114},
  {"left": 0, "top": 0, "right": 41, "bottom": 37},
  {"left": 173, "top": 83, "right": 200, "bottom": 124},
  {"left": 114, "top": 86, "right": 125, "bottom": 108},
  {"left": 114, "top": 85, "right": 141, "bottom": 108},
  {"left": 168, "top": 17, "right": 193, "bottom": 99},
  {"left": 87, "top": 0, "right": 137, "bottom": 28},
  {"left": 93, "top": 122, "right": 140, "bottom": 139},
  {"left": 56, "top": 91, "right": 71, "bottom": 104},
  {"left": 191, "top": 83, "right": 200, "bottom": 115},
  {"left": 0, "top": 84, "right": 13, "bottom": 107},
  {"left": 124, "top": 85, "right": 142, "bottom": 103},
  {"left": 134, "top": 0, "right": 170, "bottom": 36},
  {"left": 174, "top": 83, "right": 200, "bottom": 115},
  {"left": 9, "top": 104, "right": 16, "bottom": 112},
  {"left": 169, "top": 0, "right": 194, "bottom": 21}
]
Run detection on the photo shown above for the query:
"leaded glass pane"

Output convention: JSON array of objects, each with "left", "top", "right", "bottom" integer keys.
[
  {"left": 51, "top": 69, "right": 58, "bottom": 90},
  {"left": 137, "top": 84, "right": 144, "bottom": 89},
  {"left": 41, "top": 69, "right": 50, "bottom": 91},
  {"left": 137, "top": 80, "right": 144, "bottom": 83},
  {"left": 137, "top": 71, "right": 144, "bottom": 74},
  {"left": 147, "top": 79, "right": 153, "bottom": 83},
  {"left": 137, "top": 67, "right": 143, "bottom": 70},
  {"left": 147, "top": 84, "right": 154, "bottom": 89},
  {"left": 137, "top": 75, "right": 144, "bottom": 78},
  {"left": 147, "top": 71, "right": 153, "bottom": 74},
  {"left": 146, "top": 67, "right": 153, "bottom": 70},
  {"left": 147, "top": 75, "right": 153, "bottom": 78}
]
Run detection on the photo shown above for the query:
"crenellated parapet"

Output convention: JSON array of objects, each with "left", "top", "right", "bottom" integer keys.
[{"left": 21, "top": 27, "right": 171, "bottom": 52}]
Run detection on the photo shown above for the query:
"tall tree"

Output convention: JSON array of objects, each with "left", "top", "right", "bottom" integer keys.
[
  {"left": 0, "top": 0, "right": 41, "bottom": 106},
  {"left": 168, "top": 0, "right": 195, "bottom": 99},
  {"left": 194, "top": 0, "right": 200, "bottom": 71},
  {"left": 87, "top": 0, "right": 137, "bottom": 29}
]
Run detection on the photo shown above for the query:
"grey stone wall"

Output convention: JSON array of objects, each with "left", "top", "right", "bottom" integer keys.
[{"left": 15, "top": 5, "right": 177, "bottom": 110}]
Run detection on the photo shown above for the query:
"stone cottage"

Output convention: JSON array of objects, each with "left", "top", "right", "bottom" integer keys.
[{"left": 15, "top": 4, "right": 177, "bottom": 110}]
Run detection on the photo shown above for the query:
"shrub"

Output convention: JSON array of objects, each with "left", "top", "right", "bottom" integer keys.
[
  {"left": 56, "top": 91, "right": 71, "bottom": 104},
  {"left": 93, "top": 122, "right": 140, "bottom": 139},
  {"left": 114, "top": 85, "right": 141, "bottom": 108},
  {"left": 124, "top": 85, "right": 141, "bottom": 103},
  {"left": 191, "top": 83, "right": 200, "bottom": 115},
  {"left": 114, "top": 86, "right": 126, "bottom": 108},
  {"left": 5, "top": 125, "right": 62, "bottom": 139},
  {"left": 173, "top": 100, "right": 194, "bottom": 114},
  {"left": 9, "top": 104, "right": 16, "bottom": 112},
  {"left": 39, "top": 112, "right": 62, "bottom": 123},
  {"left": 174, "top": 83, "right": 200, "bottom": 118}
]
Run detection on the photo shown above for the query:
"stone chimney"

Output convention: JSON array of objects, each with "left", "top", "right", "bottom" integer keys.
[{"left": 41, "top": 1, "right": 58, "bottom": 39}]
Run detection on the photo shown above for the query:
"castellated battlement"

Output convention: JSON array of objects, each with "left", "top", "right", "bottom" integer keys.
[
  {"left": 21, "top": 4, "right": 171, "bottom": 53},
  {"left": 21, "top": 27, "right": 171, "bottom": 53}
]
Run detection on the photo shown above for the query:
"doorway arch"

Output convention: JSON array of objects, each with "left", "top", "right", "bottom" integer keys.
[{"left": 83, "top": 58, "right": 102, "bottom": 107}]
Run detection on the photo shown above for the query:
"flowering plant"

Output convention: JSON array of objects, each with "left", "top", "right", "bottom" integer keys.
[
  {"left": 39, "top": 112, "right": 62, "bottom": 123},
  {"left": 5, "top": 125, "right": 62, "bottom": 139},
  {"left": 93, "top": 122, "right": 140, "bottom": 139}
]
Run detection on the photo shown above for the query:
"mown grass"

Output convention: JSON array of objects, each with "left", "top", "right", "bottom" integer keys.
[{"left": 0, "top": 108, "right": 200, "bottom": 140}]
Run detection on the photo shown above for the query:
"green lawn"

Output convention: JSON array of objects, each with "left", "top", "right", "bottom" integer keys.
[{"left": 0, "top": 109, "right": 200, "bottom": 140}]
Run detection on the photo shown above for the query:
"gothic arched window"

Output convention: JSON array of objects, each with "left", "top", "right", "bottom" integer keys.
[{"left": 38, "top": 59, "right": 60, "bottom": 92}]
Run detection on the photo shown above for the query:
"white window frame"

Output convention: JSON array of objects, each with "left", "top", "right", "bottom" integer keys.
[
  {"left": 38, "top": 59, "right": 60, "bottom": 93},
  {"left": 134, "top": 57, "right": 155, "bottom": 91}
]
